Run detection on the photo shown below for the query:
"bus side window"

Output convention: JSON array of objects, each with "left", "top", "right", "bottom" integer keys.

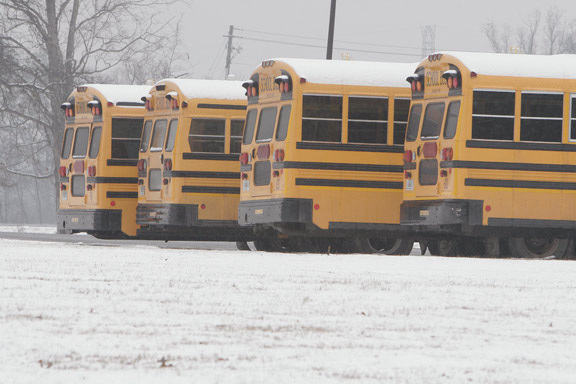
[
  {"left": 393, "top": 99, "right": 410, "bottom": 145},
  {"left": 140, "top": 120, "right": 153, "bottom": 152},
  {"left": 472, "top": 90, "right": 514, "bottom": 141},
  {"left": 189, "top": 118, "right": 225, "bottom": 153},
  {"left": 275, "top": 105, "right": 292, "bottom": 141},
  {"left": 72, "top": 126, "right": 90, "bottom": 158},
  {"left": 242, "top": 110, "right": 257, "bottom": 145},
  {"left": 165, "top": 119, "right": 178, "bottom": 152},
  {"left": 89, "top": 126, "right": 102, "bottom": 158},
  {"left": 111, "top": 118, "right": 143, "bottom": 159},
  {"left": 443, "top": 101, "right": 461, "bottom": 140},
  {"left": 348, "top": 97, "right": 388, "bottom": 144},
  {"left": 150, "top": 120, "right": 167, "bottom": 152},
  {"left": 230, "top": 119, "right": 245, "bottom": 154},
  {"left": 61, "top": 127, "right": 74, "bottom": 159},
  {"left": 405, "top": 104, "right": 423, "bottom": 142},
  {"left": 302, "top": 95, "right": 342, "bottom": 142},
  {"left": 520, "top": 93, "right": 563, "bottom": 143},
  {"left": 421, "top": 103, "right": 445, "bottom": 140},
  {"left": 571, "top": 96, "right": 576, "bottom": 141}
]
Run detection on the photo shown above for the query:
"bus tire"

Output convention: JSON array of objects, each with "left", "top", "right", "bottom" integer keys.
[
  {"left": 427, "top": 240, "right": 441, "bottom": 256},
  {"left": 254, "top": 237, "right": 285, "bottom": 252},
  {"left": 437, "top": 239, "right": 460, "bottom": 257},
  {"left": 346, "top": 238, "right": 410, "bottom": 255},
  {"left": 508, "top": 237, "right": 569, "bottom": 259},
  {"left": 236, "top": 241, "right": 251, "bottom": 251}
]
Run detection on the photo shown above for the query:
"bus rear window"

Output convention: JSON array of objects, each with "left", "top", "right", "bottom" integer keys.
[
  {"left": 112, "top": 118, "right": 143, "bottom": 159},
  {"left": 256, "top": 107, "right": 278, "bottom": 142},
  {"left": 348, "top": 97, "right": 388, "bottom": 144},
  {"left": 150, "top": 120, "right": 167, "bottom": 152},
  {"left": 243, "top": 110, "right": 257, "bottom": 145},
  {"left": 61, "top": 127, "right": 74, "bottom": 159},
  {"left": 405, "top": 104, "right": 422, "bottom": 142},
  {"left": 302, "top": 95, "right": 342, "bottom": 142},
  {"left": 472, "top": 90, "right": 514, "bottom": 141},
  {"left": 230, "top": 119, "right": 245, "bottom": 154},
  {"left": 443, "top": 101, "right": 461, "bottom": 139},
  {"left": 421, "top": 103, "right": 445, "bottom": 140},
  {"left": 140, "top": 120, "right": 152, "bottom": 152},
  {"left": 89, "top": 126, "right": 102, "bottom": 159},
  {"left": 72, "top": 127, "right": 90, "bottom": 158},
  {"left": 165, "top": 119, "right": 178, "bottom": 152},
  {"left": 275, "top": 105, "right": 292, "bottom": 141},
  {"left": 189, "top": 118, "right": 225, "bottom": 153}
]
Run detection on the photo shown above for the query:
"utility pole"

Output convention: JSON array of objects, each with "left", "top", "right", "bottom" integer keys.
[
  {"left": 326, "top": 0, "right": 336, "bottom": 60},
  {"left": 224, "top": 25, "right": 235, "bottom": 79}
]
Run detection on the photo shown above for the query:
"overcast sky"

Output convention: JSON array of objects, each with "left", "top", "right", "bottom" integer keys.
[{"left": 177, "top": 0, "right": 576, "bottom": 80}]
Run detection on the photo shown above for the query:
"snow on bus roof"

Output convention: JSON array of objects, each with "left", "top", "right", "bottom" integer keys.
[
  {"left": 155, "top": 79, "right": 246, "bottom": 100},
  {"left": 81, "top": 84, "right": 150, "bottom": 104},
  {"left": 267, "top": 58, "right": 417, "bottom": 88},
  {"left": 436, "top": 51, "right": 576, "bottom": 79}
]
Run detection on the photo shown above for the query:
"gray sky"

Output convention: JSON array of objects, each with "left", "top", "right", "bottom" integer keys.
[{"left": 178, "top": 0, "right": 576, "bottom": 80}]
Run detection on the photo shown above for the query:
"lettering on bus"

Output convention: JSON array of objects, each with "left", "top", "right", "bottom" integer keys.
[
  {"left": 425, "top": 67, "right": 449, "bottom": 96},
  {"left": 75, "top": 100, "right": 90, "bottom": 116},
  {"left": 258, "top": 72, "right": 281, "bottom": 102},
  {"left": 155, "top": 95, "right": 171, "bottom": 111}
]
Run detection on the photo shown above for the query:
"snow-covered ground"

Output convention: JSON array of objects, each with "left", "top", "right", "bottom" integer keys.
[
  {"left": 2, "top": 238, "right": 576, "bottom": 384},
  {"left": 0, "top": 225, "right": 57, "bottom": 234}
]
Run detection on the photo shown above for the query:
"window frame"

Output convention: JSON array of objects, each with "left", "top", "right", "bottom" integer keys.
[
  {"left": 188, "top": 118, "right": 226, "bottom": 153},
  {"left": 301, "top": 94, "right": 343, "bottom": 143},
  {"left": 88, "top": 126, "right": 102, "bottom": 159},
  {"left": 471, "top": 89, "right": 515, "bottom": 141},
  {"left": 347, "top": 95, "right": 389, "bottom": 145},
  {"left": 520, "top": 91, "right": 563, "bottom": 143},
  {"left": 72, "top": 126, "right": 90, "bottom": 159}
]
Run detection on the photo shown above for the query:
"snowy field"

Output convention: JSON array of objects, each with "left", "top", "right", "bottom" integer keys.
[
  {"left": 2, "top": 239, "right": 576, "bottom": 383},
  {"left": 0, "top": 225, "right": 57, "bottom": 234}
]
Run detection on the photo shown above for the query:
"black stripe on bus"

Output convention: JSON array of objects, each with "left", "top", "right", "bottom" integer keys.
[
  {"left": 167, "top": 171, "right": 239, "bottom": 179},
  {"left": 196, "top": 103, "right": 247, "bottom": 110},
  {"left": 240, "top": 165, "right": 252, "bottom": 172},
  {"left": 295, "top": 178, "right": 403, "bottom": 189},
  {"left": 115, "top": 102, "right": 145, "bottom": 107},
  {"left": 274, "top": 161, "right": 403, "bottom": 173},
  {"left": 107, "top": 159, "right": 139, "bottom": 166},
  {"left": 87, "top": 177, "right": 138, "bottom": 184},
  {"left": 466, "top": 140, "right": 576, "bottom": 152},
  {"left": 106, "top": 191, "right": 138, "bottom": 198},
  {"left": 442, "top": 160, "right": 576, "bottom": 173},
  {"left": 182, "top": 186, "right": 240, "bottom": 194},
  {"left": 465, "top": 178, "right": 576, "bottom": 190},
  {"left": 403, "top": 163, "right": 417, "bottom": 170},
  {"left": 182, "top": 153, "right": 239, "bottom": 161},
  {"left": 296, "top": 142, "right": 404, "bottom": 153},
  {"left": 487, "top": 217, "right": 576, "bottom": 229},
  {"left": 60, "top": 177, "right": 70, "bottom": 183}
]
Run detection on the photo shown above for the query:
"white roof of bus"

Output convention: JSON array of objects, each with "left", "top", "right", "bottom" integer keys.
[
  {"left": 155, "top": 79, "right": 246, "bottom": 100},
  {"left": 81, "top": 84, "right": 150, "bottom": 104},
  {"left": 268, "top": 58, "right": 416, "bottom": 88},
  {"left": 437, "top": 51, "right": 576, "bottom": 79}
]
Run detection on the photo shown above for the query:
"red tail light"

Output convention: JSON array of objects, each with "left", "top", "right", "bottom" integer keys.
[
  {"left": 171, "top": 98, "right": 178, "bottom": 109},
  {"left": 422, "top": 142, "right": 438, "bottom": 158},
  {"left": 273, "top": 149, "right": 285, "bottom": 162},
  {"left": 137, "top": 159, "right": 147, "bottom": 172},
  {"left": 241, "top": 172, "right": 248, "bottom": 180},
  {"left": 404, "top": 171, "right": 412, "bottom": 179},
  {"left": 257, "top": 144, "right": 270, "bottom": 160},
  {"left": 87, "top": 165, "right": 96, "bottom": 177},
  {"left": 138, "top": 179, "right": 144, "bottom": 185},
  {"left": 59, "top": 166, "right": 67, "bottom": 178},
  {"left": 441, "top": 147, "right": 454, "bottom": 161},
  {"left": 403, "top": 150, "right": 414, "bottom": 163},
  {"left": 60, "top": 184, "right": 66, "bottom": 191},
  {"left": 239, "top": 152, "right": 250, "bottom": 165},
  {"left": 164, "top": 158, "right": 172, "bottom": 171}
]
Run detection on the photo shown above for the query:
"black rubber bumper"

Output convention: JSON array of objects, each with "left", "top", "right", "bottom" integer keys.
[
  {"left": 57, "top": 209, "right": 122, "bottom": 233},
  {"left": 400, "top": 199, "right": 483, "bottom": 226},
  {"left": 238, "top": 198, "right": 313, "bottom": 226},
  {"left": 136, "top": 203, "right": 198, "bottom": 226}
]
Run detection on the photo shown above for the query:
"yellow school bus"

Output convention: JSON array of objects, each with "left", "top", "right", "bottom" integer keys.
[
  {"left": 136, "top": 79, "right": 253, "bottom": 241},
  {"left": 238, "top": 58, "right": 415, "bottom": 253},
  {"left": 401, "top": 52, "right": 576, "bottom": 258},
  {"left": 58, "top": 84, "right": 148, "bottom": 238}
]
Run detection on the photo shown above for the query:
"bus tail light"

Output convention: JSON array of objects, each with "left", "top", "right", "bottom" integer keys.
[
  {"left": 257, "top": 144, "right": 270, "bottom": 160},
  {"left": 241, "top": 172, "right": 248, "bottom": 180},
  {"left": 87, "top": 184, "right": 93, "bottom": 191},
  {"left": 422, "top": 142, "right": 438, "bottom": 158},
  {"left": 137, "top": 159, "right": 147, "bottom": 172},
  {"left": 441, "top": 147, "right": 454, "bottom": 161},
  {"left": 273, "top": 149, "right": 285, "bottom": 162},
  {"left": 59, "top": 166, "right": 68, "bottom": 178},
  {"left": 87, "top": 165, "right": 96, "bottom": 177},
  {"left": 60, "top": 184, "right": 66, "bottom": 191},
  {"left": 163, "top": 178, "right": 169, "bottom": 185},
  {"left": 403, "top": 150, "right": 415, "bottom": 163},
  {"left": 239, "top": 152, "right": 251, "bottom": 165},
  {"left": 138, "top": 179, "right": 144, "bottom": 185},
  {"left": 404, "top": 171, "right": 412, "bottom": 179},
  {"left": 164, "top": 158, "right": 172, "bottom": 171}
]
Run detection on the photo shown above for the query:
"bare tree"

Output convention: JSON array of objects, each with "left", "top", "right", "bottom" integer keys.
[
  {"left": 0, "top": 0, "right": 183, "bottom": 218},
  {"left": 543, "top": 6, "right": 565, "bottom": 54},
  {"left": 482, "top": 19, "right": 512, "bottom": 53}
]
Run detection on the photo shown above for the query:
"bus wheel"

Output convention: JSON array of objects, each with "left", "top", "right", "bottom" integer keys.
[
  {"left": 427, "top": 240, "right": 441, "bottom": 256},
  {"left": 437, "top": 239, "right": 460, "bottom": 256},
  {"left": 236, "top": 241, "right": 251, "bottom": 251},
  {"left": 254, "top": 237, "right": 286, "bottom": 252},
  {"left": 346, "top": 238, "right": 412, "bottom": 255},
  {"left": 508, "top": 237, "right": 569, "bottom": 258}
]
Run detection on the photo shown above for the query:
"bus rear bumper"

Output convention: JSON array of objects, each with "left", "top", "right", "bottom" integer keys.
[
  {"left": 57, "top": 209, "right": 122, "bottom": 233},
  {"left": 238, "top": 198, "right": 313, "bottom": 226},
  {"left": 400, "top": 199, "right": 483, "bottom": 227},
  {"left": 136, "top": 203, "right": 198, "bottom": 227}
]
